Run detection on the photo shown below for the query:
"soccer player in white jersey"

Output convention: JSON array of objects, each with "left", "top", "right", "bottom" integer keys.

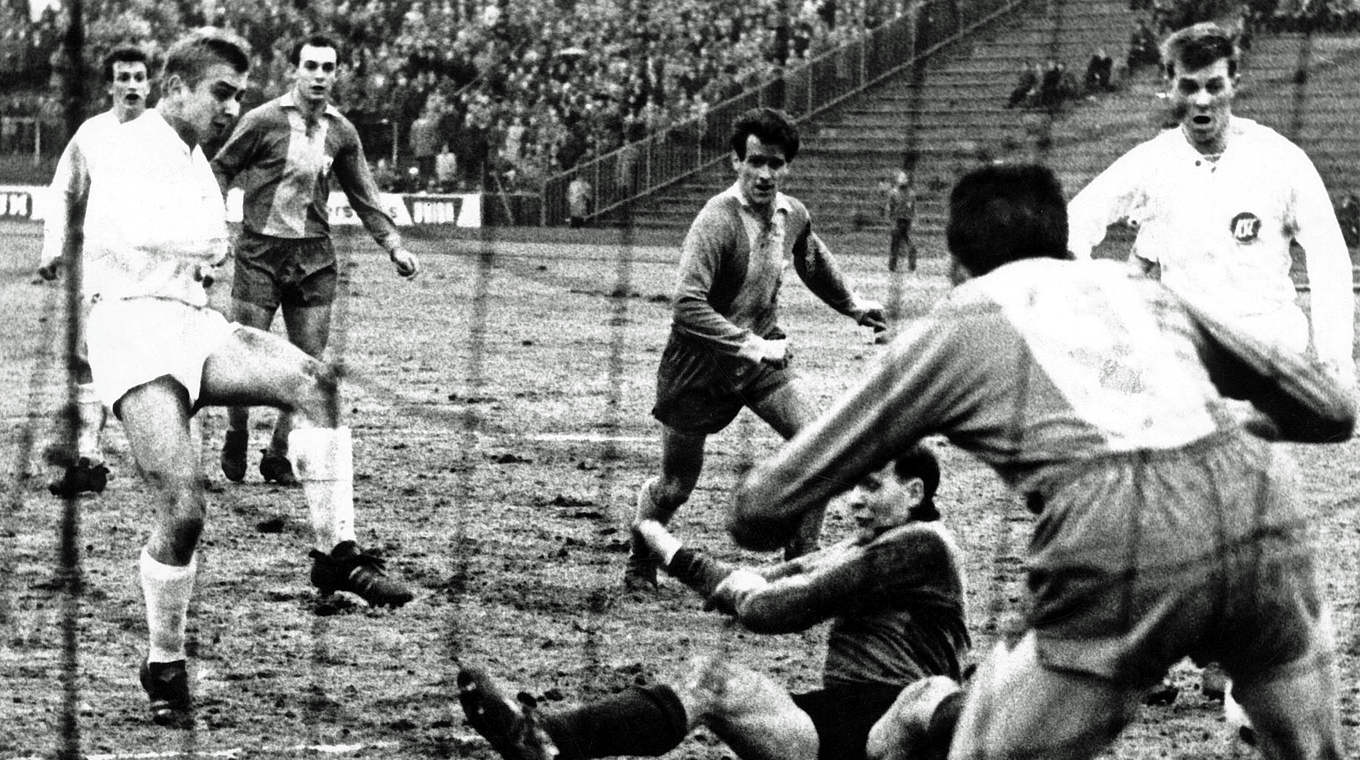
[
  {"left": 38, "top": 45, "right": 152, "bottom": 497},
  {"left": 1067, "top": 22, "right": 1355, "bottom": 386},
  {"left": 48, "top": 29, "right": 414, "bottom": 728}
]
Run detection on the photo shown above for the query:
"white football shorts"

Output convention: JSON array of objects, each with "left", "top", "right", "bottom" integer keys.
[{"left": 86, "top": 297, "right": 238, "bottom": 410}]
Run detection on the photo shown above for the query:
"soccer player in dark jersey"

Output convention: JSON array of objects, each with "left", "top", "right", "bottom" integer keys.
[
  {"left": 626, "top": 107, "right": 886, "bottom": 591},
  {"left": 211, "top": 33, "right": 419, "bottom": 486},
  {"left": 460, "top": 445, "right": 968, "bottom": 760}
]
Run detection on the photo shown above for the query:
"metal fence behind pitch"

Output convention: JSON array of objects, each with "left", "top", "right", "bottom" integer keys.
[{"left": 539, "top": 0, "right": 1023, "bottom": 227}]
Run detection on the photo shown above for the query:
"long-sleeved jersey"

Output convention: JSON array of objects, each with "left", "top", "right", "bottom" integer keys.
[
  {"left": 43, "top": 109, "right": 228, "bottom": 306},
  {"left": 211, "top": 91, "right": 401, "bottom": 251},
  {"left": 684, "top": 522, "right": 969, "bottom": 688},
  {"left": 1067, "top": 117, "right": 1354, "bottom": 378},
  {"left": 730, "top": 258, "right": 1354, "bottom": 550},
  {"left": 671, "top": 182, "right": 873, "bottom": 364}
]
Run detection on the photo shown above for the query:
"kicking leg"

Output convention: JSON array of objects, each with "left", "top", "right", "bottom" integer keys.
[
  {"left": 626, "top": 424, "right": 705, "bottom": 590},
  {"left": 200, "top": 326, "right": 411, "bottom": 608},
  {"left": 948, "top": 632, "right": 1142, "bottom": 760},
  {"left": 117, "top": 378, "right": 203, "bottom": 727}
]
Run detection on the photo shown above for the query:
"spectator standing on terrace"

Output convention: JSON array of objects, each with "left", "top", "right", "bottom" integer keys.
[
  {"left": 37, "top": 45, "right": 153, "bottom": 497},
  {"left": 211, "top": 33, "right": 420, "bottom": 487},
  {"left": 624, "top": 107, "right": 886, "bottom": 593},
  {"left": 567, "top": 174, "right": 592, "bottom": 228},
  {"left": 410, "top": 93, "right": 443, "bottom": 190},
  {"left": 886, "top": 169, "right": 917, "bottom": 272}
]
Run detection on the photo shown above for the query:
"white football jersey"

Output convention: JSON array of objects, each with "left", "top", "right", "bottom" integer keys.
[{"left": 1068, "top": 117, "right": 1353, "bottom": 377}]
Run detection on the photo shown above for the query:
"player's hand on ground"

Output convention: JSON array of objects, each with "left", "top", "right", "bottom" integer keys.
[
  {"left": 706, "top": 568, "right": 766, "bottom": 616},
  {"left": 856, "top": 301, "right": 888, "bottom": 332},
  {"left": 390, "top": 247, "right": 420, "bottom": 279}
]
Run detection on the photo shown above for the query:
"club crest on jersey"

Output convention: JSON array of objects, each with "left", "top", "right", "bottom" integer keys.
[{"left": 1229, "top": 212, "right": 1261, "bottom": 243}]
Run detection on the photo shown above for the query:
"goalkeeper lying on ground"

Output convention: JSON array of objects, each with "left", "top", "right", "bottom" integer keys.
[{"left": 457, "top": 444, "right": 970, "bottom": 760}]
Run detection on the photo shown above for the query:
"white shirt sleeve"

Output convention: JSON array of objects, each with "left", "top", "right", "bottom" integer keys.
[
  {"left": 1288, "top": 149, "right": 1356, "bottom": 381},
  {"left": 1067, "top": 145, "right": 1150, "bottom": 262},
  {"left": 40, "top": 130, "right": 89, "bottom": 271}
]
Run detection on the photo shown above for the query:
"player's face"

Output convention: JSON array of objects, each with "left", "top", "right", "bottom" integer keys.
[
  {"left": 174, "top": 62, "right": 248, "bottom": 144},
  {"left": 293, "top": 44, "right": 339, "bottom": 106},
  {"left": 108, "top": 61, "right": 149, "bottom": 122},
  {"left": 733, "top": 135, "right": 789, "bottom": 212},
  {"left": 1170, "top": 57, "right": 1236, "bottom": 154},
  {"left": 847, "top": 465, "right": 922, "bottom": 541}
]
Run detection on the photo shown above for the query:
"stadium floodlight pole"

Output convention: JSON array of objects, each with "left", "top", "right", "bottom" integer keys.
[{"left": 56, "top": 5, "right": 88, "bottom": 758}]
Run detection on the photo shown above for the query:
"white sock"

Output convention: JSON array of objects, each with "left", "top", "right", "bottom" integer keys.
[
  {"left": 288, "top": 427, "right": 356, "bottom": 553},
  {"left": 140, "top": 549, "right": 196, "bottom": 663},
  {"left": 76, "top": 382, "right": 105, "bottom": 463}
]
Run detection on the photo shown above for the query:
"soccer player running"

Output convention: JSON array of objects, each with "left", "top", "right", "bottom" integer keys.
[
  {"left": 460, "top": 445, "right": 969, "bottom": 760},
  {"left": 37, "top": 45, "right": 152, "bottom": 497},
  {"left": 1068, "top": 22, "right": 1355, "bottom": 387},
  {"left": 211, "top": 33, "right": 419, "bottom": 487},
  {"left": 728, "top": 163, "right": 1353, "bottom": 759},
  {"left": 625, "top": 107, "right": 886, "bottom": 591},
  {"left": 52, "top": 29, "right": 414, "bottom": 728}
]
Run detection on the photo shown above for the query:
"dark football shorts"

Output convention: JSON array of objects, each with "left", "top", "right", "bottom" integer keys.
[
  {"left": 792, "top": 682, "right": 903, "bottom": 760},
  {"left": 232, "top": 230, "right": 338, "bottom": 310},
  {"left": 651, "top": 330, "right": 797, "bottom": 435},
  {"left": 1025, "top": 429, "right": 1325, "bottom": 688}
]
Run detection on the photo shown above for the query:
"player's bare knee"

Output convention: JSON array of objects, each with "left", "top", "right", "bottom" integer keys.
[
  {"left": 291, "top": 358, "right": 340, "bottom": 426},
  {"left": 682, "top": 656, "right": 753, "bottom": 719}
]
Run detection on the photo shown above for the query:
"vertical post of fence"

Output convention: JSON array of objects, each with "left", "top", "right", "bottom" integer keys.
[{"left": 390, "top": 120, "right": 398, "bottom": 166}]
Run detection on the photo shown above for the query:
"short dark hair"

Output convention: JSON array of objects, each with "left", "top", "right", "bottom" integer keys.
[
  {"left": 162, "top": 29, "right": 250, "bottom": 87},
  {"left": 102, "top": 46, "right": 148, "bottom": 82},
  {"left": 290, "top": 34, "right": 342, "bottom": 66},
  {"left": 893, "top": 444, "right": 941, "bottom": 522},
  {"left": 730, "top": 107, "right": 800, "bottom": 162},
  {"left": 1162, "top": 22, "right": 1238, "bottom": 79},
  {"left": 946, "top": 163, "right": 1068, "bottom": 277}
]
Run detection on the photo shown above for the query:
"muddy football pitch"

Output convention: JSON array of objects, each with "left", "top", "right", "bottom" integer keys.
[{"left": 2, "top": 221, "right": 1357, "bottom": 759}]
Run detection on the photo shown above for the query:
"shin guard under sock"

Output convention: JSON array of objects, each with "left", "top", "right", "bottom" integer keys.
[
  {"left": 288, "top": 427, "right": 356, "bottom": 552},
  {"left": 541, "top": 684, "right": 688, "bottom": 760},
  {"left": 140, "top": 549, "right": 196, "bottom": 663}
]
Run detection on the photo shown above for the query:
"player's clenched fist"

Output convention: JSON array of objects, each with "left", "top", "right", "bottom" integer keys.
[{"left": 390, "top": 247, "right": 419, "bottom": 279}]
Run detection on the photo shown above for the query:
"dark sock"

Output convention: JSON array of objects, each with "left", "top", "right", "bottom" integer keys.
[
  {"left": 541, "top": 684, "right": 688, "bottom": 760},
  {"left": 663, "top": 548, "right": 735, "bottom": 597}
]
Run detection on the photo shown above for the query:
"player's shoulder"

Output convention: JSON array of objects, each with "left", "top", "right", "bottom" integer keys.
[{"left": 236, "top": 97, "right": 287, "bottom": 128}]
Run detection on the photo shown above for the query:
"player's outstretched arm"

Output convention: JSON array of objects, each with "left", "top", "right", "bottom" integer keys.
[
  {"left": 39, "top": 136, "right": 90, "bottom": 281},
  {"left": 1184, "top": 296, "right": 1356, "bottom": 443}
]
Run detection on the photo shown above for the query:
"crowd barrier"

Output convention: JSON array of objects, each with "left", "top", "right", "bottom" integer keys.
[{"left": 0, "top": 186, "right": 484, "bottom": 228}]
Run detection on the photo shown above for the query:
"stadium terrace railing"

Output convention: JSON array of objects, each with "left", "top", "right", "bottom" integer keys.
[{"left": 539, "top": 0, "right": 1024, "bottom": 227}]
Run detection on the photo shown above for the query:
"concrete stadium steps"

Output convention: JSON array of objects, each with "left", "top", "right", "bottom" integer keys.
[
  {"left": 613, "top": 0, "right": 1141, "bottom": 233},
  {"left": 610, "top": 4, "right": 1360, "bottom": 240}
]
